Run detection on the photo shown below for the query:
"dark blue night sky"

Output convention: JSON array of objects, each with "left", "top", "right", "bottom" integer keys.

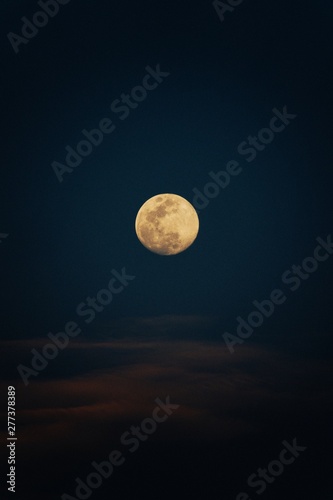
[{"left": 1, "top": 1, "right": 333, "bottom": 499}]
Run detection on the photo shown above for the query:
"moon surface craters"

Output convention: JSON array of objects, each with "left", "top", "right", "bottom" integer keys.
[{"left": 135, "top": 194, "right": 199, "bottom": 256}]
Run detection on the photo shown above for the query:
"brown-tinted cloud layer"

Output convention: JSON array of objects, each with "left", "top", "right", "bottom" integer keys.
[{"left": 1, "top": 316, "right": 332, "bottom": 499}]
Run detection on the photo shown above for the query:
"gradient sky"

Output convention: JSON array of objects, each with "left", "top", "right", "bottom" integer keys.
[{"left": 1, "top": 1, "right": 333, "bottom": 499}]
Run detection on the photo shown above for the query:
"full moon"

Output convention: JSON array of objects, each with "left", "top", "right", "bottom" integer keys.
[{"left": 135, "top": 193, "right": 199, "bottom": 255}]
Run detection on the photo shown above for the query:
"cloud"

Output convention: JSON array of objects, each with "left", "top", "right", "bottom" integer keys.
[
  {"left": 1, "top": 319, "right": 332, "bottom": 499},
  {"left": 1, "top": 334, "right": 331, "bottom": 454}
]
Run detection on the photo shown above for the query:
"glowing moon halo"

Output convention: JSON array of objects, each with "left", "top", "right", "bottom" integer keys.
[{"left": 135, "top": 193, "right": 199, "bottom": 255}]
